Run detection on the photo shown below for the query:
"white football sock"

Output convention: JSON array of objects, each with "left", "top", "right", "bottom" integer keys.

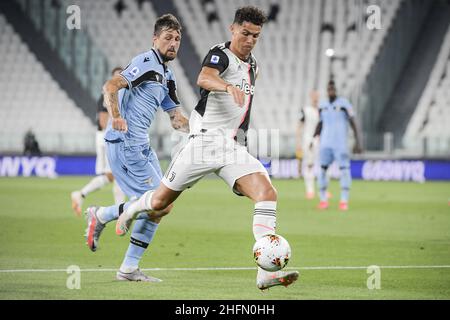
[
  {"left": 113, "top": 180, "right": 126, "bottom": 205},
  {"left": 304, "top": 166, "right": 315, "bottom": 194},
  {"left": 253, "top": 201, "right": 278, "bottom": 281},
  {"left": 253, "top": 201, "right": 276, "bottom": 240},
  {"left": 80, "top": 175, "right": 110, "bottom": 197},
  {"left": 124, "top": 190, "right": 154, "bottom": 219}
]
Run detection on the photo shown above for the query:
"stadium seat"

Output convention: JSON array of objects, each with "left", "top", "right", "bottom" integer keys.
[
  {"left": 0, "top": 13, "right": 96, "bottom": 154},
  {"left": 404, "top": 26, "right": 450, "bottom": 156}
]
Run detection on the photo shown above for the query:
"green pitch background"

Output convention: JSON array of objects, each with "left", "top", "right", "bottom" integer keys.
[{"left": 0, "top": 177, "right": 449, "bottom": 299}]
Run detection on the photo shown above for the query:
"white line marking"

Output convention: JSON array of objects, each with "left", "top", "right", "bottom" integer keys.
[{"left": 0, "top": 265, "right": 450, "bottom": 273}]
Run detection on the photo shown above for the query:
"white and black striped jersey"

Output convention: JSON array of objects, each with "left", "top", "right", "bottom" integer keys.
[
  {"left": 299, "top": 105, "right": 320, "bottom": 146},
  {"left": 190, "top": 41, "right": 258, "bottom": 145}
]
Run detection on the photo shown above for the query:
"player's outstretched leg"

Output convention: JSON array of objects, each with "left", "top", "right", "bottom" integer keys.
[
  {"left": 304, "top": 164, "right": 315, "bottom": 199},
  {"left": 235, "top": 173, "right": 299, "bottom": 290},
  {"left": 71, "top": 175, "right": 111, "bottom": 216},
  {"left": 252, "top": 201, "right": 300, "bottom": 290},
  {"left": 85, "top": 206, "right": 106, "bottom": 252},
  {"left": 84, "top": 202, "right": 150, "bottom": 251},
  {"left": 116, "top": 186, "right": 179, "bottom": 236},
  {"left": 339, "top": 166, "right": 351, "bottom": 211},
  {"left": 71, "top": 191, "right": 84, "bottom": 217},
  {"left": 116, "top": 191, "right": 155, "bottom": 236},
  {"left": 116, "top": 218, "right": 162, "bottom": 282}
]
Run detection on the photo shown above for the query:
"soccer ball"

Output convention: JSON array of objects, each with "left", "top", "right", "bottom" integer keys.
[{"left": 253, "top": 234, "right": 291, "bottom": 272}]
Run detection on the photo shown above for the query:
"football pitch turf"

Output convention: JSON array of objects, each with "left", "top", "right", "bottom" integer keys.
[{"left": 0, "top": 177, "right": 449, "bottom": 300}]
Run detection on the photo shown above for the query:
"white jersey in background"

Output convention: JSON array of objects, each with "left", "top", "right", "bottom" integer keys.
[{"left": 300, "top": 105, "right": 320, "bottom": 148}]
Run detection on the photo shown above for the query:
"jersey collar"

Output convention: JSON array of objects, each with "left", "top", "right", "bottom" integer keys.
[
  {"left": 226, "top": 41, "right": 254, "bottom": 65},
  {"left": 151, "top": 48, "right": 164, "bottom": 65},
  {"left": 151, "top": 48, "right": 168, "bottom": 72}
]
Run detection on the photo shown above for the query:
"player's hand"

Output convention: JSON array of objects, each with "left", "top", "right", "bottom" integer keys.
[
  {"left": 295, "top": 148, "right": 303, "bottom": 160},
  {"left": 226, "top": 84, "right": 245, "bottom": 107},
  {"left": 353, "top": 143, "right": 362, "bottom": 154},
  {"left": 112, "top": 117, "right": 128, "bottom": 132}
]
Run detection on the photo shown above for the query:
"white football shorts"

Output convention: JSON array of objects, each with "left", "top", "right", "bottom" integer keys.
[
  {"left": 95, "top": 130, "right": 112, "bottom": 175},
  {"left": 161, "top": 134, "right": 268, "bottom": 195}
]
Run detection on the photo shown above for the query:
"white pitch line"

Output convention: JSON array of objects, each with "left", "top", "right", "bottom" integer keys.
[{"left": 0, "top": 265, "right": 450, "bottom": 273}]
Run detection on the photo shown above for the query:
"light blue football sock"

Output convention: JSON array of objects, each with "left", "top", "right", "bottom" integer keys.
[
  {"left": 120, "top": 219, "right": 159, "bottom": 272},
  {"left": 319, "top": 166, "right": 329, "bottom": 202},
  {"left": 340, "top": 167, "right": 351, "bottom": 202}
]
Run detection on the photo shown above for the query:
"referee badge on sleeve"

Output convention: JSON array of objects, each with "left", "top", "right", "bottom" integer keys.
[{"left": 210, "top": 55, "right": 220, "bottom": 64}]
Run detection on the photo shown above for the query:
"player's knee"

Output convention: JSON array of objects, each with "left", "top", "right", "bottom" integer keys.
[
  {"left": 151, "top": 196, "right": 170, "bottom": 212},
  {"left": 255, "top": 185, "right": 277, "bottom": 202}
]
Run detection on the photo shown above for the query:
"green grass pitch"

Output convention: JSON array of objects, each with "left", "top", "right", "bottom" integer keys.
[{"left": 0, "top": 177, "right": 449, "bottom": 299}]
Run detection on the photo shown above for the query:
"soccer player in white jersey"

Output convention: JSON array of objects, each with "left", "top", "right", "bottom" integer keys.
[
  {"left": 70, "top": 68, "right": 125, "bottom": 216},
  {"left": 114, "top": 6, "right": 299, "bottom": 290},
  {"left": 296, "top": 90, "right": 320, "bottom": 199}
]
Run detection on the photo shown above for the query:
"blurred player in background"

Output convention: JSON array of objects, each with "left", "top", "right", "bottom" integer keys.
[
  {"left": 70, "top": 67, "right": 125, "bottom": 216},
  {"left": 115, "top": 6, "right": 299, "bottom": 290},
  {"left": 84, "top": 14, "right": 189, "bottom": 282},
  {"left": 313, "top": 80, "right": 362, "bottom": 211},
  {"left": 296, "top": 90, "right": 320, "bottom": 199}
]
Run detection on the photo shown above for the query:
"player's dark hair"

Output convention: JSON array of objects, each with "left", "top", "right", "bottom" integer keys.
[
  {"left": 111, "top": 66, "right": 123, "bottom": 75},
  {"left": 328, "top": 80, "right": 336, "bottom": 87},
  {"left": 154, "top": 14, "right": 182, "bottom": 36},
  {"left": 233, "top": 6, "right": 267, "bottom": 26}
]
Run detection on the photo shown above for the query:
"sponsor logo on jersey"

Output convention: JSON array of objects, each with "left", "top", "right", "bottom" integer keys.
[
  {"left": 129, "top": 67, "right": 140, "bottom": 78},
  {"left": 210, "top": 55, "right": 220, "bottom": 64},
  {"left": 237, "top": 79, "right": 255, "bottom": 95}
]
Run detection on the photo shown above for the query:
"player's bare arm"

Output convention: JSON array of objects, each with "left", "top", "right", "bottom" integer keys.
[
  {"left": 168, "top": 108, "right": 189, "bottom": 133},
  {"left": 98, "top": 111, "right": 109, "bottom": 130},
  {"left": 349, "top": 117, "right": 362, "bottom": 154},
  {"left": 311, "top": 121, "right": 322, "bottom": 149},
  {"left": 197, "top": 66, "right": 245, "bottom": 107},
  {"left": 296, "top": 121, "right": 304, "bottom": 154},
  {"left": 103, "top": 74, "right": 129, "bottom": 132}
]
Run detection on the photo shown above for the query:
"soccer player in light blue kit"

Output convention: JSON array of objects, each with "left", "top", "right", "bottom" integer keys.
[
  {"left": 84, "top": 14, "right": 189, "bottom": 282},
  {"left": 313, "top": 80, "right": 362, "bottom": 211}
]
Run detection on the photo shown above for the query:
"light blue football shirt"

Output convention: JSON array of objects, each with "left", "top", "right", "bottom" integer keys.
[
  {"left": 318, "top": 96, "right": 355, "bottom": 149},
  {"left": 105, "top": 48, "right": 179, "bottom": 146}
]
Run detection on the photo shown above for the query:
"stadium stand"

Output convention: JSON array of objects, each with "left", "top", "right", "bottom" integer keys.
[
  {"left": 0, "top": 0, "right": 447, "bottom": 158},
  {"left": 72, "top": 0, "right": 198, "bottom": 155},
  {"left": 174, "top": 0, "right": 400, "bottom": 155},
  {"left": 404, "top": 26, "right": 450, "bottom": 156},
  {"left": 0, "top": 13, "right": 96, "bottom": 154}
]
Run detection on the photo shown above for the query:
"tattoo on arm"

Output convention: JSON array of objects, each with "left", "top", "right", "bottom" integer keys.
[
  {"left": 168, "top": 108, "right": 190, "bottom": 133},
  {"left": 103, "top": 75, "right": 128, "bottom": 119}
]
